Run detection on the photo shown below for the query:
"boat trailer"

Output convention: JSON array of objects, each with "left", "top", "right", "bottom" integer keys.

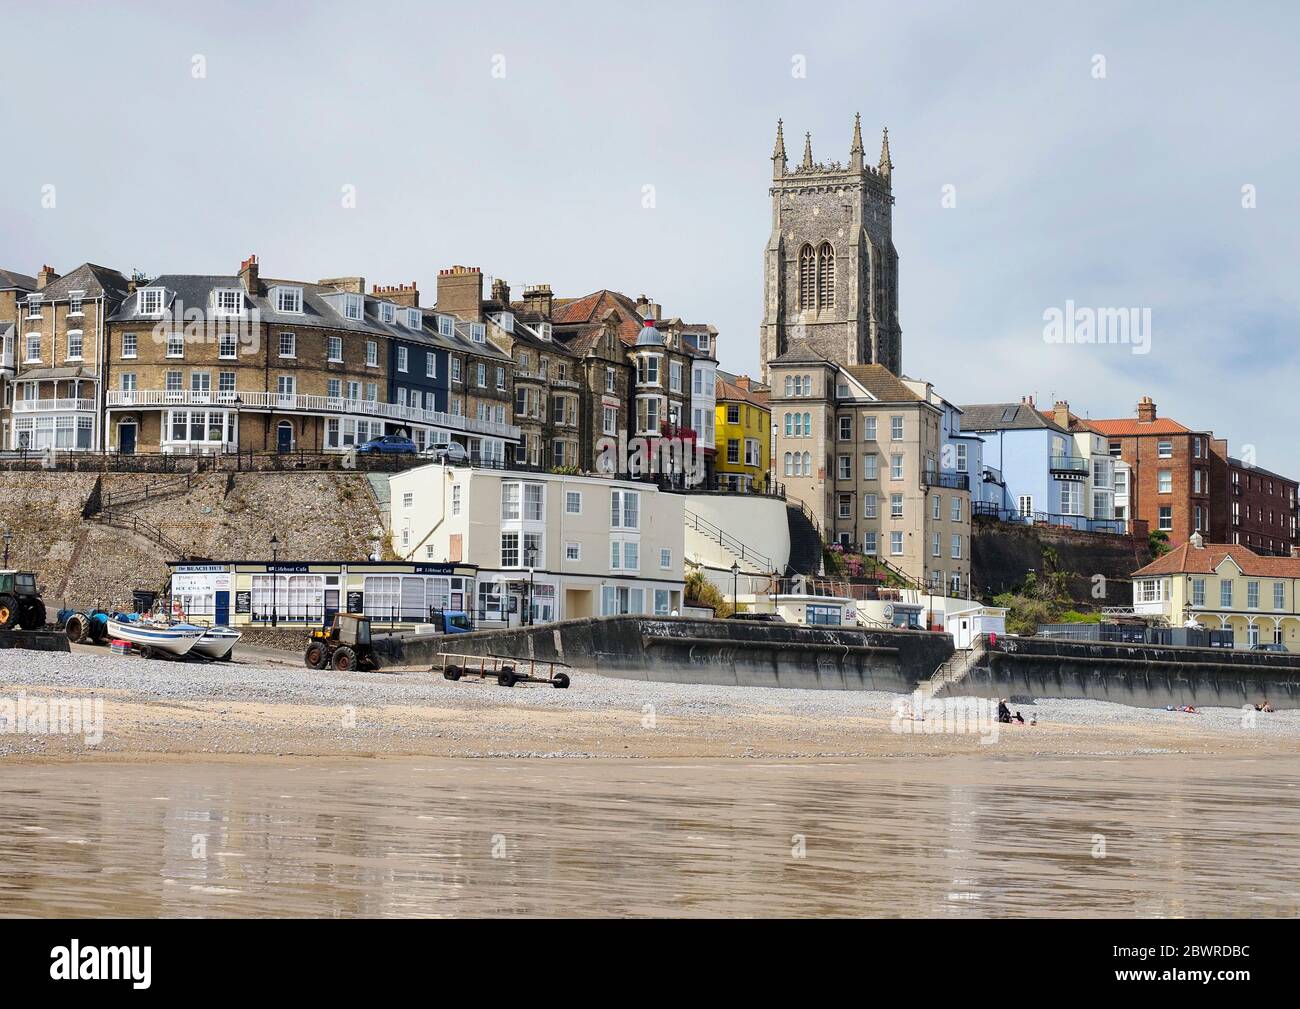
[{"left": 436, "top": 651, "right": 571, "bottom": 689}]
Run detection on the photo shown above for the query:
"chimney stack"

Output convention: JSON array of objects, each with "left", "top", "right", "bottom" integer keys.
[
  {"left": 239, "top": 254, "right": 259, "bottom": 294},
  {"left": 371, "top": 282, "right": 420, "bottom": 309},
  {"left": 490, "top": 277, "right": 511, "bottom": 308},
  {"left": 318, "top": 276, "right": 366, "bottom": 295},
  {"left": 1290, "top": 545, "right": 1300, "bottom": 559},
  {"left": 521, "top": 283, "right": 553, "bottom": 319},
  {"left": 1137, "top": 396, "right": 1157, "bottom": 423},
  {"left": 435, "top": 265, "right": 483, "bottom": 322},
  {"left": 1053, "top": 400, "right": 1071, "bottom": 428},
  {"left": 36, "top": 265, "right": 59, "bottom": 290}
]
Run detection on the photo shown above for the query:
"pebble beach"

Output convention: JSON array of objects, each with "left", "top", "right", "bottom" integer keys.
[{"left": 1, "top": 645, "right": 1296, "bottom": 762}]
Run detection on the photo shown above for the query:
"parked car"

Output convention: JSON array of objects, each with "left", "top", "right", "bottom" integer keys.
[
  {"left": 1250, "top": 642, "right": 1289, "bottom": 653},
  {"left": 726, "top": 611, "right": 785, "bottom": 622},
  {"left": 424, "top": 441, "right": 469, "bottom": 464},
  {"left": 357, "top": 434, "right": 417, "bottom": 455}
]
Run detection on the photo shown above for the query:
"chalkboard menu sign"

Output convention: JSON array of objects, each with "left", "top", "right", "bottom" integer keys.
[
  {"left": 346, "top": 590, "right": 364, "bottom": 614},
  {"left": 235, "top": 591, "right": 251, "bottom": 614}
]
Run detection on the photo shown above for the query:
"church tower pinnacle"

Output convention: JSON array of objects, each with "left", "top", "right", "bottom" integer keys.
[
  {"left": 878, "top": 126, "right": 893, "bottom": 178},
  {"left": 801, "top": 132, "right": 814, "bottom": 171},
  {"left": 772, "top": 118, "right": 787, "bottom": 178},
  {"left": 849, "top": 112, "right": 864, "bottom": 171}
]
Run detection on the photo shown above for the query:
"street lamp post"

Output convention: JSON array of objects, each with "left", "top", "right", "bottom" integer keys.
[
  {"left": 769, "top": 569, "right": 779, "bottom": 614},
  {"left": 233, "top": 395, "right": 243, "bottom": 471},
  {"left": 731, "top": 560, "right": 740, "bottom": 615},
  {"left": 524, "top": 545, "right": 538, "bottom": 626},
  {"left": 270, "top": 533, "right": 280, "bottom": 627}
]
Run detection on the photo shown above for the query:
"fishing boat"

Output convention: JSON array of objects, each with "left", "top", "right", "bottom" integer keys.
[
  {"left": 105, "top": 616, "right": 207, "bottom": 658},
  {"left": 191, "top": 625, "right": 241, "bottom": 661}
]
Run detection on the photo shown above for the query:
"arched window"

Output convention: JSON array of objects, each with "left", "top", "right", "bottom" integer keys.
[
  {"left": 783, "top": 452, "right": 792, "bottom": 476},
  {"left": 818, "top": 242, "right": 835, "bottom": 309},
  {"left": 802, "top": 451, "right": 811, "bottom": 476},
  {"left": 799, "top": 244, "right": 816, "bottom": 311},
  {"left": 802, "top": 412, "right": 811, "bottom": 436},
  {"left": 784, "top": 375, "right": 793, "bottom": 396},
  {"left": 784, "top": 412, "right": 792, "bottom": 436}
]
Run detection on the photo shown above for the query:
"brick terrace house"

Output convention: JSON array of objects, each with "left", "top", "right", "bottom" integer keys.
[
  {"left": 0, "top": 267, "right": 38, "bottom": 450},
  {"left": 1224, "top": 457, "right": 1298, "bottom": 556},
  {"left": 1090, "top": 397, "right": 1225, "bottom": 546},
  {"left": 11, "top": 263, "right": 129, "bottom": 451}
]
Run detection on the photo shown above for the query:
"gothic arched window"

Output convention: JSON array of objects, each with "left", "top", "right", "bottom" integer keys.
[
  {"left": 817, "top": 242, "right": 835, "bottom": 309},
  {"left": 798, "top": 244, "right": 816, "bottom": 310}
]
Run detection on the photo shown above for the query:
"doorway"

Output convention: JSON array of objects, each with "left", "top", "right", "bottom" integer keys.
[
  {"left": 119, "top": 421, "right": 137, "bottom": 455},
  {"left": 276, "top": 421, "right": 293, "bottom": 453}
]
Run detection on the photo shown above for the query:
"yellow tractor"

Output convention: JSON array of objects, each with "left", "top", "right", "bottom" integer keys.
[{"left": 304, "top": 613, "right": 380, "bottom": 672}]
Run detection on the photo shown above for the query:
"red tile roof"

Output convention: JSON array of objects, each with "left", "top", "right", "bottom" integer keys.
[
  {"left": 1133, "top": 541, "right": 1300, "bottom": 578},
  {"left": 716, "top": 375, "right": 769, "bottom": 408},
  {"left": 1088, "top": 417, "right": 1191, "bottom": 436}
]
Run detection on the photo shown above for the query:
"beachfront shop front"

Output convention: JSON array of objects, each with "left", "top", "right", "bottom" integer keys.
[{"left": 167, "top": 561, "right": 480, "bottom": 629}]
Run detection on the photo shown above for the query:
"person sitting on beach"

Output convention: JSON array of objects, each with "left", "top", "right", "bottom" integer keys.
[
  {"left": 1014, "top": 711, "right": 1025, "bottom": 724},
  {"left": 1257, "top": 700, "right": 1275, "bottom": 713},
  {"left": 996, "top": 699, "right": 1012, "bottom": 724}
]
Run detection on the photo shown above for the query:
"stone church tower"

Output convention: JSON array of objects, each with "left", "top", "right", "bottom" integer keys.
[{"left": 760, "top": 115, "right": 902, "bottom": 379}]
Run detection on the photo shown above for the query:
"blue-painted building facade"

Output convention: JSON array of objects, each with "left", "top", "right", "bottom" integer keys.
[{"left": 960, "top": 401, "right": 1086, "bottom": 523}]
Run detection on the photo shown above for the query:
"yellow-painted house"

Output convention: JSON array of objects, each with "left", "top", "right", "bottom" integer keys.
[
  {"left": 714, "top": 374, "right": 770, "bottom": 493},
  {"left": 1131, "top": 536, "right": 1300, "bottom": 650}
]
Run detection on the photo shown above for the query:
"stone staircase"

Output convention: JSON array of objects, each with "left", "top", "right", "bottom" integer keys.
[{"left": 785, "top": 503, "right": 823, "bottom": 576}]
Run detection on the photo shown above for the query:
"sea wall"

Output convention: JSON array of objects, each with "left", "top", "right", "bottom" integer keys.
[
  {"left": 949, "top": 636, "right": 1300, "bottom": 709},
  {"left": 391, "top": 615, "right": 953, "bottom": 692}
]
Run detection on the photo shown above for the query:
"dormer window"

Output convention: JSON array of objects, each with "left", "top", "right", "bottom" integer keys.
[
  {"left": 379, "top": 302, "right": 396, "bottom": 324},
  {"left": 25, "top": 295, "right": 43, "bottom": 320},
  {"left": 538, "top": 322, "right": 552, "bottom": 341},
  {"left": 137, "top": 288, "right": 165, "bottom": 316},
  {"left": 437, "top": 315, "right": 453, "bottom": 337},
  {"left": 67, "top": 292, "right": 85, "bottom": 316},
  {"left": 212, "top": 289, "right": 244, "bottom": 317},
  {"left": 496, "top": 312, "right": 514, "bottom": 333},
  {"left": 274, "top": 286, "right": 303, "bottom": 314},
  {"left": 342, "top": 294, "right": 363, "bottom": 321},
  {"left": 470, "top": 323, "right": 486, "bottom": 343},
  {"left": 405, "top": 308, "right": 421, "bottom": 330}
]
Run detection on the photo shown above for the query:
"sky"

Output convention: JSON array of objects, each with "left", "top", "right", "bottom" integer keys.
[{"left": 2, "top": 0, "right": 1298, "bottom": 470}]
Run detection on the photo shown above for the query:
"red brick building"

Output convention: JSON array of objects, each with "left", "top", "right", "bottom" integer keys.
[{"left": 1092, "top": 396, "right": 1298, "bottom": 554}]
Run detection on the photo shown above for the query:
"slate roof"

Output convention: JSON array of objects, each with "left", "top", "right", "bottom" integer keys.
[
  {"left": 959, "top": 402, "right": 1070, "bottom": 434},
  {"left": 33, "top": 263, "right": 131, "bottom": 302},
  {"left": 0, "top": 269, "right": 37, "bottom": 291},
  {"left": 843, "top": 364, "right": 921, "bottom": 403},
  {"left": 768, "top": 343, "right": 833, "bottom": 366}
]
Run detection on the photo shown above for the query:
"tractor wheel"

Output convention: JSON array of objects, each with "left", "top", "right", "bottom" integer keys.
[
  {"left": 332, "top": 646, "right": 357, "bottom": 672},
  {"left": 552, "top": 672, "right": 570, "bottom": 689},
  {"left": 64, "top": 614, "right": 88, "bottom": 643},
  {"left": 0, "top": 594, "right": 18, "bottom": 631},
  {"left": 18, "top": 600, "right": 46, "bottom": 631},
  {"left": 443, "top": 665, "right": 462, "bottom": 681},
  {"left": 304, "top": 642, "right": 327, "bottom": 669},
  {"left": 497, "top": 667, "right": 516, "bottom": 688}
]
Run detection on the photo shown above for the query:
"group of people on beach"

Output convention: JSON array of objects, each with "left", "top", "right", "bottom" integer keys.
[{"left": 996, "top": 699, "right": 1035, "bottom": 726}]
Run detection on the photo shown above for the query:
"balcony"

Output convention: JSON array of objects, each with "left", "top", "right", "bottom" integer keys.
[
  {"left": 1050, "top": 455, "right": 1088, "bottom": 476},
  {"left": 14, "top": 397, "right": 96, "bottom": 413},
  {"left": 921, "top": 470, "right": 970, "bottom": 491},
  {"left": 105, "top": 389, "right": 520, "bottom": 441}
]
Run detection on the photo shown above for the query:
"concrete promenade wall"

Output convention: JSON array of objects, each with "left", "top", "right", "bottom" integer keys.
[
  {"left": 950, "top": 636, "right": 1300, "bottom": 709},
  {"left": 393, "top": 615, "right": 953, "bottom": 692}
]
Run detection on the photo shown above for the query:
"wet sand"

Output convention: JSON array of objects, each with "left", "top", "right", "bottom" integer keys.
[{"left": 2, "top": 755, "right": 1298, "bottom": 917}]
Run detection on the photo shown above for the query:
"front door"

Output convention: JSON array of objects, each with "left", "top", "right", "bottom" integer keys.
[
  {"left": 215, "top": 591, "right": 230, "bottom": 626},
  {"left": 277, "top": 421, "right": 293, "bottom": 453},
  {"left": 119, "top": 422, "right": 137, "bottom": 454}
]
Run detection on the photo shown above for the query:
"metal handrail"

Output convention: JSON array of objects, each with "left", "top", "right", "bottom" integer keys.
[{"left": 684, "top": 508, "right": 774, "bottom": 573}]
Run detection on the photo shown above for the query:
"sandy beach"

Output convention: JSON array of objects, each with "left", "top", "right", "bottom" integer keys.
[{"left": 0, "top": 645, "right": 1296, "bottom": 763}]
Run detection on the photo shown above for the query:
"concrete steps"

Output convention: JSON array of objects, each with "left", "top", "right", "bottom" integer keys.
[
  {"left": 785, "top": 504, "right": 823, "bottom": 576},
  {"left": 921, "top": 641, "right": 987, "bottom": 700}
]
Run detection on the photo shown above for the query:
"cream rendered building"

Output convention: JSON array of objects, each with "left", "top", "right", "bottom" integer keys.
[
  {"left": 390, "top": 463, "right": 684, "bottom": 626},
  {"left": 1132, "top": 535, "right": 1300, "bottom": 650},
  {"left": 768, "top": 346, "right": 971, "bottom": 595}
]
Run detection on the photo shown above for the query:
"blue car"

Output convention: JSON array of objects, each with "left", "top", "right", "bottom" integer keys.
[{"left": 357, "top": 434, "right": 417, "bottom": 455}]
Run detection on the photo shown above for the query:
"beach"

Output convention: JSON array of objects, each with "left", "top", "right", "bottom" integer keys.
[{"left": 1, "top": 646, "right": 1296, "bottom": 762}]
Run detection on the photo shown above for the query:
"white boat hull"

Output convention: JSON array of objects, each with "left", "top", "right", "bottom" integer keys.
[
  {"left": 192, "top": 627, "right": 241, "bottom": 660},
  {"left": 106, "top": 618, "right": 206, "bottom": 657}
]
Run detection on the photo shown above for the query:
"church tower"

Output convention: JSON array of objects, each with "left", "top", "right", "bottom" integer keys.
[{"left": 760, "top": 114, "right": 902, "bottom": 379}]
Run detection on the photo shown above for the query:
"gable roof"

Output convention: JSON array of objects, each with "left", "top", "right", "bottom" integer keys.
[
  {"left": 768, "top": 343, "right": 833, "bottom": 366},
  {"left": 716, "top": 375, "right": 769, "bottom": 408},
  {"left": 959, "top": 402, "right": 1070, "bottom": 434},
  {"left": 843, "top": 364, "right": 921, "bottom": 403},
  {"left": 1132, "top": 541, "right": 1300, "bottom": 578}
]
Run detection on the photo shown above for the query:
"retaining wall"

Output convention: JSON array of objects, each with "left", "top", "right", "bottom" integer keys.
[
  {"left": 393, "top": 615, "right": 953, "bottom": 692},
  {"left": 0, "top": 630, "right": 71, "bottom": 654},
  {"left": 949, "top": 636, "right": 1300, "bottom": 709}
]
